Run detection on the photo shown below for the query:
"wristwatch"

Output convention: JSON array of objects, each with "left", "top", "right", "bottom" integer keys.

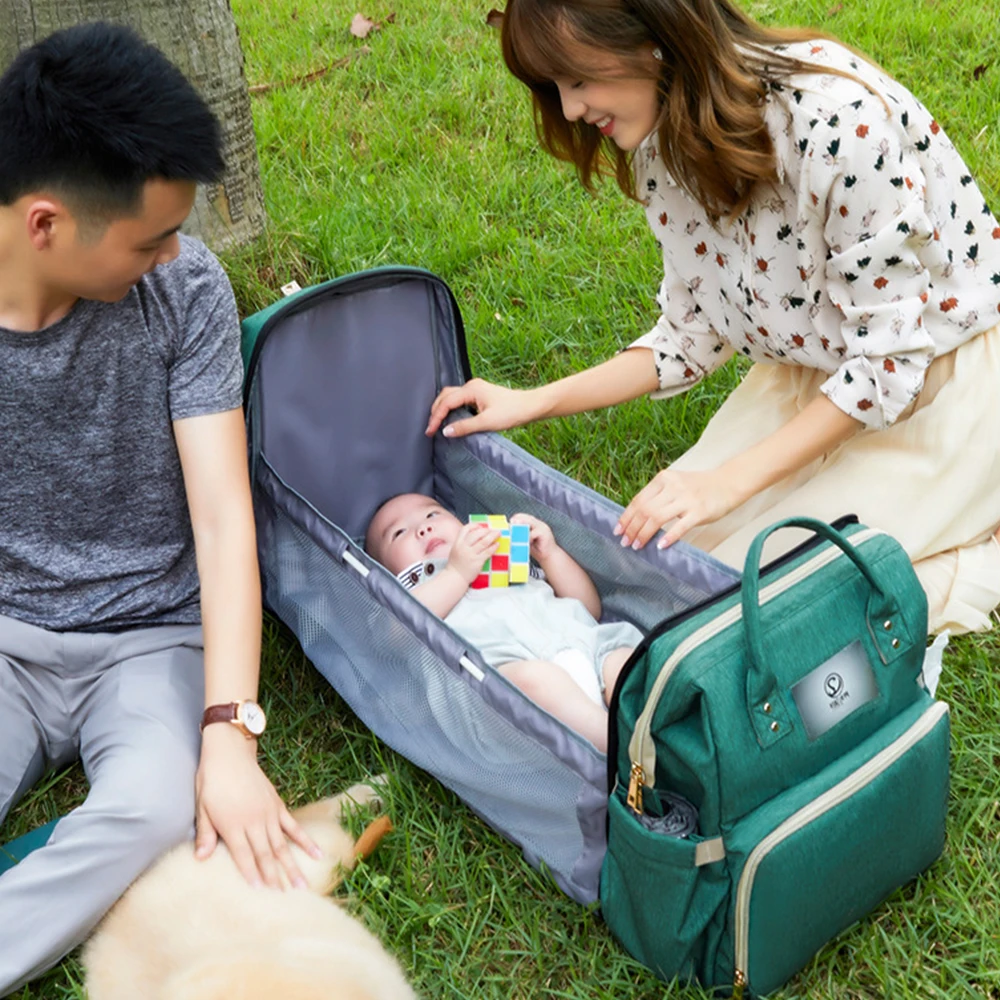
[{"left": 200, "top": 700, "right": 267, "bottom": 739}]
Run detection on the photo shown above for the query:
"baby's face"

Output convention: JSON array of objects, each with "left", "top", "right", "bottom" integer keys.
[{"left": 368, "top": 494, "right": 464, "bottom": 575}]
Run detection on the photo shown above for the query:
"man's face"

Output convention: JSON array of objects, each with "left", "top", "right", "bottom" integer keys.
[{"left": 40, "top": 177, "right": 197, "bottom": 302}]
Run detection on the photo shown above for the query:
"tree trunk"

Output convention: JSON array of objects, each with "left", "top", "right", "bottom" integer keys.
[{"left": 0, "top": 0, "right": 266, "bottom": 250}]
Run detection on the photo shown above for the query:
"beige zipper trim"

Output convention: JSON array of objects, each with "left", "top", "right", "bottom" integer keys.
[
  {"left": 628, "top": 528, "right": 883, "bottom": 781},
  {"left": 732, "top": 699, "right": 948, "bottom": 985}
]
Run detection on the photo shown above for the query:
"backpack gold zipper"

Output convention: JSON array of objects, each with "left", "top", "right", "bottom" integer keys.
[{"left": 626, "top": 762, "right": 645, "bottom": 813}]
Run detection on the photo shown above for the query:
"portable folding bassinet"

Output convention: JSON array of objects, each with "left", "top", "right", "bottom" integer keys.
[{"left": 241, "top": 266, "right": 739, "bottom": 903}]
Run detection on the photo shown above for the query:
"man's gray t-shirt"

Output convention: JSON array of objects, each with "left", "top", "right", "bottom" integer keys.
[{"left": 0, "top": 235, "right": 243, "bottom": 632}]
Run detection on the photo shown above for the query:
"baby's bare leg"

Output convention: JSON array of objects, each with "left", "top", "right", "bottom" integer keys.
[
  {"left": 600, "top": 647, "right": 635, "bottom": 707},
  {"left": 499, "top": 660, "right": 609, "bottom": 752}
]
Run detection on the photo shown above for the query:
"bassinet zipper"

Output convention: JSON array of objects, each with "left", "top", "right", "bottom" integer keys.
[
  {"left": 730, "top": 699, "right": 948, "bottom": 994},
  {"left": 627, "top": 528, "right": 882, "bottom": 794}
]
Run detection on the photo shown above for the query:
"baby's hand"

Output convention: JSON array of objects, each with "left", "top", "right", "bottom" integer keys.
[
  {"left": 448, "top": 522, "right": 501, "bottom": 584},
  {"left": 510, "top": 513, "right": 558, "bottom": 560}
]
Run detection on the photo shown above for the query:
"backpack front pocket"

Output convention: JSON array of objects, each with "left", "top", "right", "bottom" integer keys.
[{"left": 721, "top": 699, "right": 949, "bottom": 997}]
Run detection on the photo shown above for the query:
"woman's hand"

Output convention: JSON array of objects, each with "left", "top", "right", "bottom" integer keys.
[
  {"left": 425, "top": 379, "right": 544, "bottom": 438},
  {"left": 195, "top": 725, "right": 321, "bottom": 889},
  {"left": 616, "top": 467, "right": 743, "bottom": 550},
  {"left": 425, "top": 350, "right": 660, "bottom": 439},
  {"left": 446, "top": 522, "right": 501, "bottom": 583}
]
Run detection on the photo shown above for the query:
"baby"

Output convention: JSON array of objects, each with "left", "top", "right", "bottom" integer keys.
[{"left": 366, "top": 494, "right": 643, "bottom": 751}]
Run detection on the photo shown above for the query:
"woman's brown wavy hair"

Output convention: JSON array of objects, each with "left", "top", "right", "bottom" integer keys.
[{"left": 501, "top": 0, "right": 854, "bottom": 219}]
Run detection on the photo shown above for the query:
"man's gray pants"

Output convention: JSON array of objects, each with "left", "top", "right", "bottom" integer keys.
[{"left": 0, "top": 614, "right": 205, "bottom": 997}]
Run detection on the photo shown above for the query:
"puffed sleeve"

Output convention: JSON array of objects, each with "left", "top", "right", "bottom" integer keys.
[
  {"left": 804, "top": 95, "right": 938, "bottom": 429},
  {"left": 627, "top": 260, "right": 734, "bottom": 399}
]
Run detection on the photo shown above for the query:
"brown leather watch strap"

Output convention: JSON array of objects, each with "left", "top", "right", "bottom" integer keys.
[{"left": 200, "top": 702, "right": 239, "bottom": 732}]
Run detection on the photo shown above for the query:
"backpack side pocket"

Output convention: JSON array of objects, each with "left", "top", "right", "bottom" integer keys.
[{"left": 601, "top": 788, "right": 729, "bottom": 983}]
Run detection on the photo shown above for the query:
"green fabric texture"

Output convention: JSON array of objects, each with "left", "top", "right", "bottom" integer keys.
[
  {"left": 0, "top": 819, "right": 57, "bottom": 875},
  {"left": 601, "top": 517, "right": 949, "bottom": 996}
]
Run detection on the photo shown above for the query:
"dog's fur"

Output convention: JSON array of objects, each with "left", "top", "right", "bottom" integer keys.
[{"left": 83, "top": 781, "right": 417, "bottom": 1000}]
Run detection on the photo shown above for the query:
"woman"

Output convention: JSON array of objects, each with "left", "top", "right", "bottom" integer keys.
[{"left": 426, "top": 0, "right": 1000, "bottom": 633}]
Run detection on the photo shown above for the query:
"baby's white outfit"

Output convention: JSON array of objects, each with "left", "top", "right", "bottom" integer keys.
[{"left": 397, "top": 559, "right": 643, "bottom": 704}]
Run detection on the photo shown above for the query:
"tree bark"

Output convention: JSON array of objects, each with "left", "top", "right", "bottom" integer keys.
[{"left": 0, "top": 0, "right": 266, "bottom": 250}]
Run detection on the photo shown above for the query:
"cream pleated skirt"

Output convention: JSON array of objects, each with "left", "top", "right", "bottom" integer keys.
[{"left": 674, "top": 322, "right": 1000, "bottom": 634}]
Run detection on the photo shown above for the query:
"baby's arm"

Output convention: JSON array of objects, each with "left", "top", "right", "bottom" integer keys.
[
  {"left": 410, "top": 523, "right": 500, "bottom": 618},
  {"left": 510, "top": 513, "right": 601, "bottom": 620}
]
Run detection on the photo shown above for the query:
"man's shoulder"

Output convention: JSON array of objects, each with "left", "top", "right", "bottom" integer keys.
[
  {"left": 144, "top": 233, "right": 229, "bottom": 299},
  {"left": 132, "top": 233, "right": 237, "bottom": 357}
]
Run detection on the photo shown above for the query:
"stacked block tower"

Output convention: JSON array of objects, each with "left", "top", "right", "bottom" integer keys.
[{"left": 469, "top": 515, "right": 531, "bottom": 589}]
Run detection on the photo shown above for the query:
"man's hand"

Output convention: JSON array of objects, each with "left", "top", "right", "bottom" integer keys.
[{"left": 194, "top": 724, "right": 321, "bottom": 889}]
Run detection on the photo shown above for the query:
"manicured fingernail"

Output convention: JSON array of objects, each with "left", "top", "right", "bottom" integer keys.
[
  {"left": 443, "top": 426, "right": 454, "bottom": 437},
  {"left": 251, "top": 878, "right": 263, "bottom": 889},
  {"left": 310, "top": 846, "right": 324, "bottom": 860},
  {"left": 294, "top": 877, "right": 308, "bottom": 890},
  {"left": 612, "top": 524, "right": 622, "bottom": 537},
  {"left": 657, "top": 538, "right": 667, "bottom": 550},
  {"left": 632, "top": 539, "right": 642, "bottom": 550},
  {"left": 620, "top": 536, "right": 630, "bottom": 547}
]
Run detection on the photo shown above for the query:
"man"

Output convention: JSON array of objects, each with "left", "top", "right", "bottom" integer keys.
[{"left": 0, "top": 23, "right": 316, "bottom": 995}]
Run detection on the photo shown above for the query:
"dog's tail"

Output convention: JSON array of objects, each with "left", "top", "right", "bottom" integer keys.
[{"left": 354, "top": 815, "right": 393, "bottom": 859}]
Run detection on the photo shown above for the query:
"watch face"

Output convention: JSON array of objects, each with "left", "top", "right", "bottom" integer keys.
[{"left": 239, "top": 700, "right": 267, "bottom": 736}]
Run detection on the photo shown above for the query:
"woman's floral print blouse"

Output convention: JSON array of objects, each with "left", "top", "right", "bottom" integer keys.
[{"left": 629, "top": 40, "right": 1000, "bottom": 430}]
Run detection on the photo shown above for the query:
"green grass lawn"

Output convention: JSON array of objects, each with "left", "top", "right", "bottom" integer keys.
[{"left": 7, "top": 0, "right": 1000, "bottom": 997}]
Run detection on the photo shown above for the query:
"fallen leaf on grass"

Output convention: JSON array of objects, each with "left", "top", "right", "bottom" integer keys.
[
  {"left": 826, "top": 3, "right": 843, "bottom": 13},
  {"left": 351, "top": 13, "right": 379, "bottom": 38},
  {"left": 973, "top": 63, "right": 989, "bottom": 81},
  {"left": 486, "top": 8, "right": 504, "bottom": 27},
  {"left": 510, "top": 297, "right": 526, "bottom": 307}
]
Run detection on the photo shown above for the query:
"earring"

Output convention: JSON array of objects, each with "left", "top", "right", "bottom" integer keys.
[{"left": 652, "top": 46, "right": 663, "bottom": 61}]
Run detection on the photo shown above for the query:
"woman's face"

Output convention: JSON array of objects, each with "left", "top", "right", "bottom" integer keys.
[{"left": 550, "top": 46, "right": 661, "bottom": 151}]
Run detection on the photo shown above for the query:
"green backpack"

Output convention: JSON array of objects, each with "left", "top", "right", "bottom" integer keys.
[{"left": 601, "top": 516, "right": 949, "bottom": 997}]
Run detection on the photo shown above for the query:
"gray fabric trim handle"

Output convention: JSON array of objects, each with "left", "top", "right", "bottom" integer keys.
[{"left": 695, "top": 837, "right": 726, "bottom": 866}]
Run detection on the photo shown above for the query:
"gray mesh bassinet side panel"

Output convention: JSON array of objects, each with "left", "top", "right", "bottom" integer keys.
[{"left": 254, "top": 459, "right": 607, "bottom": 903}]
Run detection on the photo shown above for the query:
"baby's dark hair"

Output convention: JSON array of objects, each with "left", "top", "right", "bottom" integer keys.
[{"left": 0, "top": 22, "right": 224, "bottom": 220}]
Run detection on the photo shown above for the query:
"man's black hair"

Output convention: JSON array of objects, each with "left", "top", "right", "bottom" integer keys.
[{"left": 0, "top": 21, "right": 225, "bottom": 217}]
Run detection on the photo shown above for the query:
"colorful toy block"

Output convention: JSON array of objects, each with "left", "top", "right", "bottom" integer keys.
[{"left": 469, "top": 515, "right": 531, "bottom": 589}]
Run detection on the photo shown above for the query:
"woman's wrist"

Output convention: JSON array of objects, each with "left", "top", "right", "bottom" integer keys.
[
  {"left": 713, "top": 455, "right": 759, "bottom": 508},
  {"left": 533, "top": 348, "right": 659, "bottom": 420},
  {"left": 521, "top": 383, "right": 560, "bottom": 422}
]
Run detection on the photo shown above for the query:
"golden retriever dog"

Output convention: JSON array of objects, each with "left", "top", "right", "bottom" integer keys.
[{"left": 83, "top": 780, "right": 417, "bottom": 1000}]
